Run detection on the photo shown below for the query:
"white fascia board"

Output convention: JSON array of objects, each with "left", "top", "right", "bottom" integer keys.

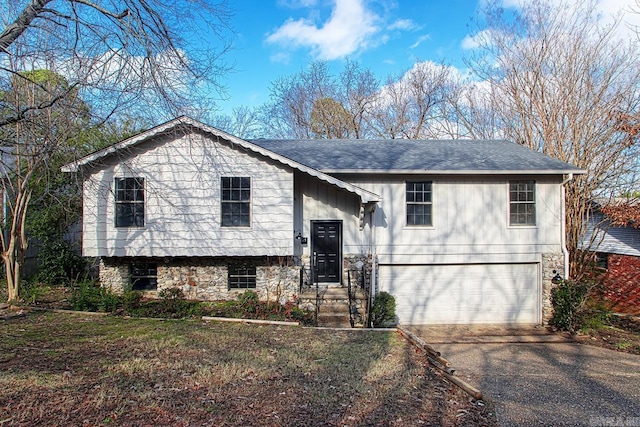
[{"left": 321, "top": 168, "right": 587, "bottom": 175}]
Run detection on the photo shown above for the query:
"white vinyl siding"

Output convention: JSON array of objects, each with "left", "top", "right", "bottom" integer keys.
[
  {"left": 82, "top": 131, "right": 294, "bottom": 257},
  {"left": 294, "top": 173, "right": 365, "bottom": 259},
  {"left": 344, "top": 175, "right": 563, "bottom": 265},
  {"left": 379, "top": 263, "right": 540, "bottom": 324}
]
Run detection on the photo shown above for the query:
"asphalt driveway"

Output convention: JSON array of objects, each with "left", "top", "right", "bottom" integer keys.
[{"left": 406, "top": 326, "right": 640, "bottom": 426}]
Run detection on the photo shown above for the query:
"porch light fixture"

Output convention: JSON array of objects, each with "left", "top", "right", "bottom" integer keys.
[{"left": 295, "top": 231, "right": 308, "bottom": 244}]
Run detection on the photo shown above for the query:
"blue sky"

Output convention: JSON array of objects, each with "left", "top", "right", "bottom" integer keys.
[
  {"left": 217, "top": 0, "right": 639, "bottom": 115},
  {"left": 219, "top": 0, "right": 480, "bottom": 114}
]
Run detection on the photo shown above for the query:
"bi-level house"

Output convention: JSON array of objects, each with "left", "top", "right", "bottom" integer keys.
[{"left": 63, "top": 116, "right": 583, "bottom": 325}]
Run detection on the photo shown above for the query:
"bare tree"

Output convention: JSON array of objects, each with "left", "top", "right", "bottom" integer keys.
[
  {"left": 262, "top": 60, "right": 381, "bottom": 139},
  {"left": 210, "top": 106, "right": 263, "bottom": 139},
  {"left": 368, "top": 61, "right": 457, "bottom": 139},
  {"left": 0, "top": 0, "right": 232, "bottom": 300},
  {"left": 459, "top": 0, "right": 640, "bottom": 276},
  {"left": 263, "top": 61, "right": 334, "bottom": 139}
]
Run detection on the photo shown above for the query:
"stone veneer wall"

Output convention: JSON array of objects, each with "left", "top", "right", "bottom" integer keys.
[
  {"left": 542, "top": 252, "right": 565, "bottom": 324},
  {"left": 99, "top": 258, "right": 129, "bottom": 294},
  {"left": 98, "top": 257, "right": 301, "bottom": 302}
]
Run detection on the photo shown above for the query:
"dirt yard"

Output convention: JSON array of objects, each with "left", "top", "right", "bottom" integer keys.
[
  {"left": 573, "top": 315, "right": 640, "bottom": 355},
  {"left": 0, "top": 311, "right": 495, "bottom": 426}
]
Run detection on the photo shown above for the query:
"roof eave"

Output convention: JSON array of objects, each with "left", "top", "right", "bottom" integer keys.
[{"left": 320, "top": 168, "right": 587, "bottom": 175}]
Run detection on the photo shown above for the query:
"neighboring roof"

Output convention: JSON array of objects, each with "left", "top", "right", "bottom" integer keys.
[
  {"left": 61, "top": 116, "right": 381, "bottom": 203},
  {"left": 250, "top": 138, "right": 585, "bottom": 175},
  {"left": 581, "top": 212, "right": 640, "bottom": 257}
]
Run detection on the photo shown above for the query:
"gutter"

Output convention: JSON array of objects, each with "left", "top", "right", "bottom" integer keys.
[{"left": 561, "top": 173, "right": 574, "bottom": 278}]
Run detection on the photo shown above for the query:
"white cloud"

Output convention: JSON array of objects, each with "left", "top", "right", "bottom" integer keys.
[
  {"left": 266, "top": 0, "right": 380, "bottom": 60},
  {"left": 477, "top": 0, "right": 640, "bottom": 42},
  {"left": 270, "top": 51, "right": 291, "bottom": 64},
  {"left": 389, "top": 18, "right": 418, "bottom": 31},
  {"left": 596, "top": 0, "right": 640, "bottom": 40},
  {"left": 461, "top": 29, "right": 495, "bottom": 50},
  {"left": 410, "top": 34, "right": 430, "bottom": 49}
]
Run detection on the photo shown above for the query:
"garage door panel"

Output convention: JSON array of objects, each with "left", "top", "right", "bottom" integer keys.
[{"left": 379, "top": 263, "right": 539, "bottom": 325}]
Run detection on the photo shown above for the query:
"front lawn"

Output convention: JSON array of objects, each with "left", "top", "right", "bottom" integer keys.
[{"left": 0, "top": 312, "right": 494, "bottom": 426}]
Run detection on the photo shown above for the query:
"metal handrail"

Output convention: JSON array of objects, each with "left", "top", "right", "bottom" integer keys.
[
  {"left": 313, "top": 252, "right": 319, "bottom": 326},
  {"left": 347, "top": 270, "right": 355, "bottom": 328},
  {"left": 362, "top": 264, "right": 371, "bottom": 328}
]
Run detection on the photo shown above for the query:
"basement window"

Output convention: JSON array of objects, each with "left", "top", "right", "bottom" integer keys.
[
  {"left": 130, "top": 263, "right": 158, "bottom": 291},
  {"left": 228, "top": 263, "right": 257, "bottom": 289}
]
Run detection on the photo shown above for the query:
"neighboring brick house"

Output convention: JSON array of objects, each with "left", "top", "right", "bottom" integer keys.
[{"left": 582, "top": 200, "right": 640, "bottom": 315}]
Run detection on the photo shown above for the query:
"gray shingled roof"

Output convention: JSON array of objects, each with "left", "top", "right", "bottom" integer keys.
[{"left": 250, "top": 138, "right": 583, "bottom": 174}]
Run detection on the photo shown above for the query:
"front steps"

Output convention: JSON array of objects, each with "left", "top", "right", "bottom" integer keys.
[{"left": 299, "top": 287, "right": 367, "bottom": 328}]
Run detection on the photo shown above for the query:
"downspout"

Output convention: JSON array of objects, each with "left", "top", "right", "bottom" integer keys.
[
  {"left": 370, "top": 204, "right": 377, "bottom": 296},
  {"left": 561, "top": 173, "right": 574, "bottom": 279},
  {"left": 369, "top": 203, "right": 377, "bottom": 329}
]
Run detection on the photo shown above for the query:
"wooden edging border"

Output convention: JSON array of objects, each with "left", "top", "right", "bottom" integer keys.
[
  {"left": 397, "top": 326, "right": 483, "bottom": 400},
  {"left": 23, "top": 307, "right": 301, "bottom": 325},
  {"left": 201, "top": 316, "right": 300, "bottom": 326}
]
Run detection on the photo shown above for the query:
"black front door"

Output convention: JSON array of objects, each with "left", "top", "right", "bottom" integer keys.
[{"left": 312, "top": 221, "right": 342, "bottom": 283}]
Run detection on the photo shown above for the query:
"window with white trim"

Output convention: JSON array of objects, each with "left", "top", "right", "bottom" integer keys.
[
  {"left": 221, "top": 177, "right": 250, "bottom": 227},
  {"left": 115, "top": 177, "right": 144, "bottom": 227},
  {"left": 406, "top": 181, "right": 433, "bottom": 226},
  {"left": 509, "top": 180, "right": 536, "bottom": 225}
]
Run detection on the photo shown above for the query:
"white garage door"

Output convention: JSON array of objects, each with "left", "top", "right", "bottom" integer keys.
[{"left": 378, "top": 263, "right": 540, "bottom": 325}]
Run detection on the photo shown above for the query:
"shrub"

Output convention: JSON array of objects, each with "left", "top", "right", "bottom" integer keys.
[
  {"left": 237, "top": 290, "right": 259, "bottom": 315},
  {"left": 70, "top": 281, "right": 120, "bottom": 312},
  {"left": 579, "top": 303, "right": 612, "bottom": 333},
  {"left": 19, "top": 280, "right": 48, "bottom": 304},
  {"left": 122, "top": 290, "right": 143, "bottom": 312},
  {"left": 36, "top": 239, "right": 87, "bottom": 286},
  {"left": 370, "top": 291, "right": 396, "bottom": 327},
  {"left": 156, "top": 287, "right": 200, "bottom": 318},
  {"left": 98, "top": 290, "right": 120, "bottom": 312},
  {"left": 550, "top": 280, "right": 588, "bottom": 332},
  {"left": 290, "top": 306, "right": 315, "bottom": 326}
]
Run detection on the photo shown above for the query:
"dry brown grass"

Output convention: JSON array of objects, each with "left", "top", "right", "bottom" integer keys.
[{"left": 0, "top": 312, "right": 495, "bottom": 426}]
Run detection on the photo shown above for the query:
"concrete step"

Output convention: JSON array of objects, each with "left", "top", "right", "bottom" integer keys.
[
  {"left": 317, "top": 313, "right": 353, "bottom": 328},
  {"left": 317, "top": 301, "right": 350, "bottom": 312},
  {"left": 299, "top": 287, "right": 366, "bottom": 301}
]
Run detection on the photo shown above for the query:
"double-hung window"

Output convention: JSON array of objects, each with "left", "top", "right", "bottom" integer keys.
[
  {"left": 509, "top": 180, "right": 536, "bottom": 225},
  {"left": 406, "top": 181, "right": 433, "bottom": 226},
  {"left": 221, "top": 177, "right": 250, "bottom": 227},
  {"left": 115, "top": 177, "right": 144, "bottom": 227}
]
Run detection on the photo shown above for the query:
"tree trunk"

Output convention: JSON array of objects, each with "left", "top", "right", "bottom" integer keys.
[{"left": 2, "top": 188, "right": 31, "bottom": 302}]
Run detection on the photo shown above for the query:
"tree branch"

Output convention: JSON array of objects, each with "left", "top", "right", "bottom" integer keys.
[
  {"left": 0, "top": 0, "right": 52, "bottom": 53},
  {"left": 71, "top": 0, "right": 130, "bottom": 20}
]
